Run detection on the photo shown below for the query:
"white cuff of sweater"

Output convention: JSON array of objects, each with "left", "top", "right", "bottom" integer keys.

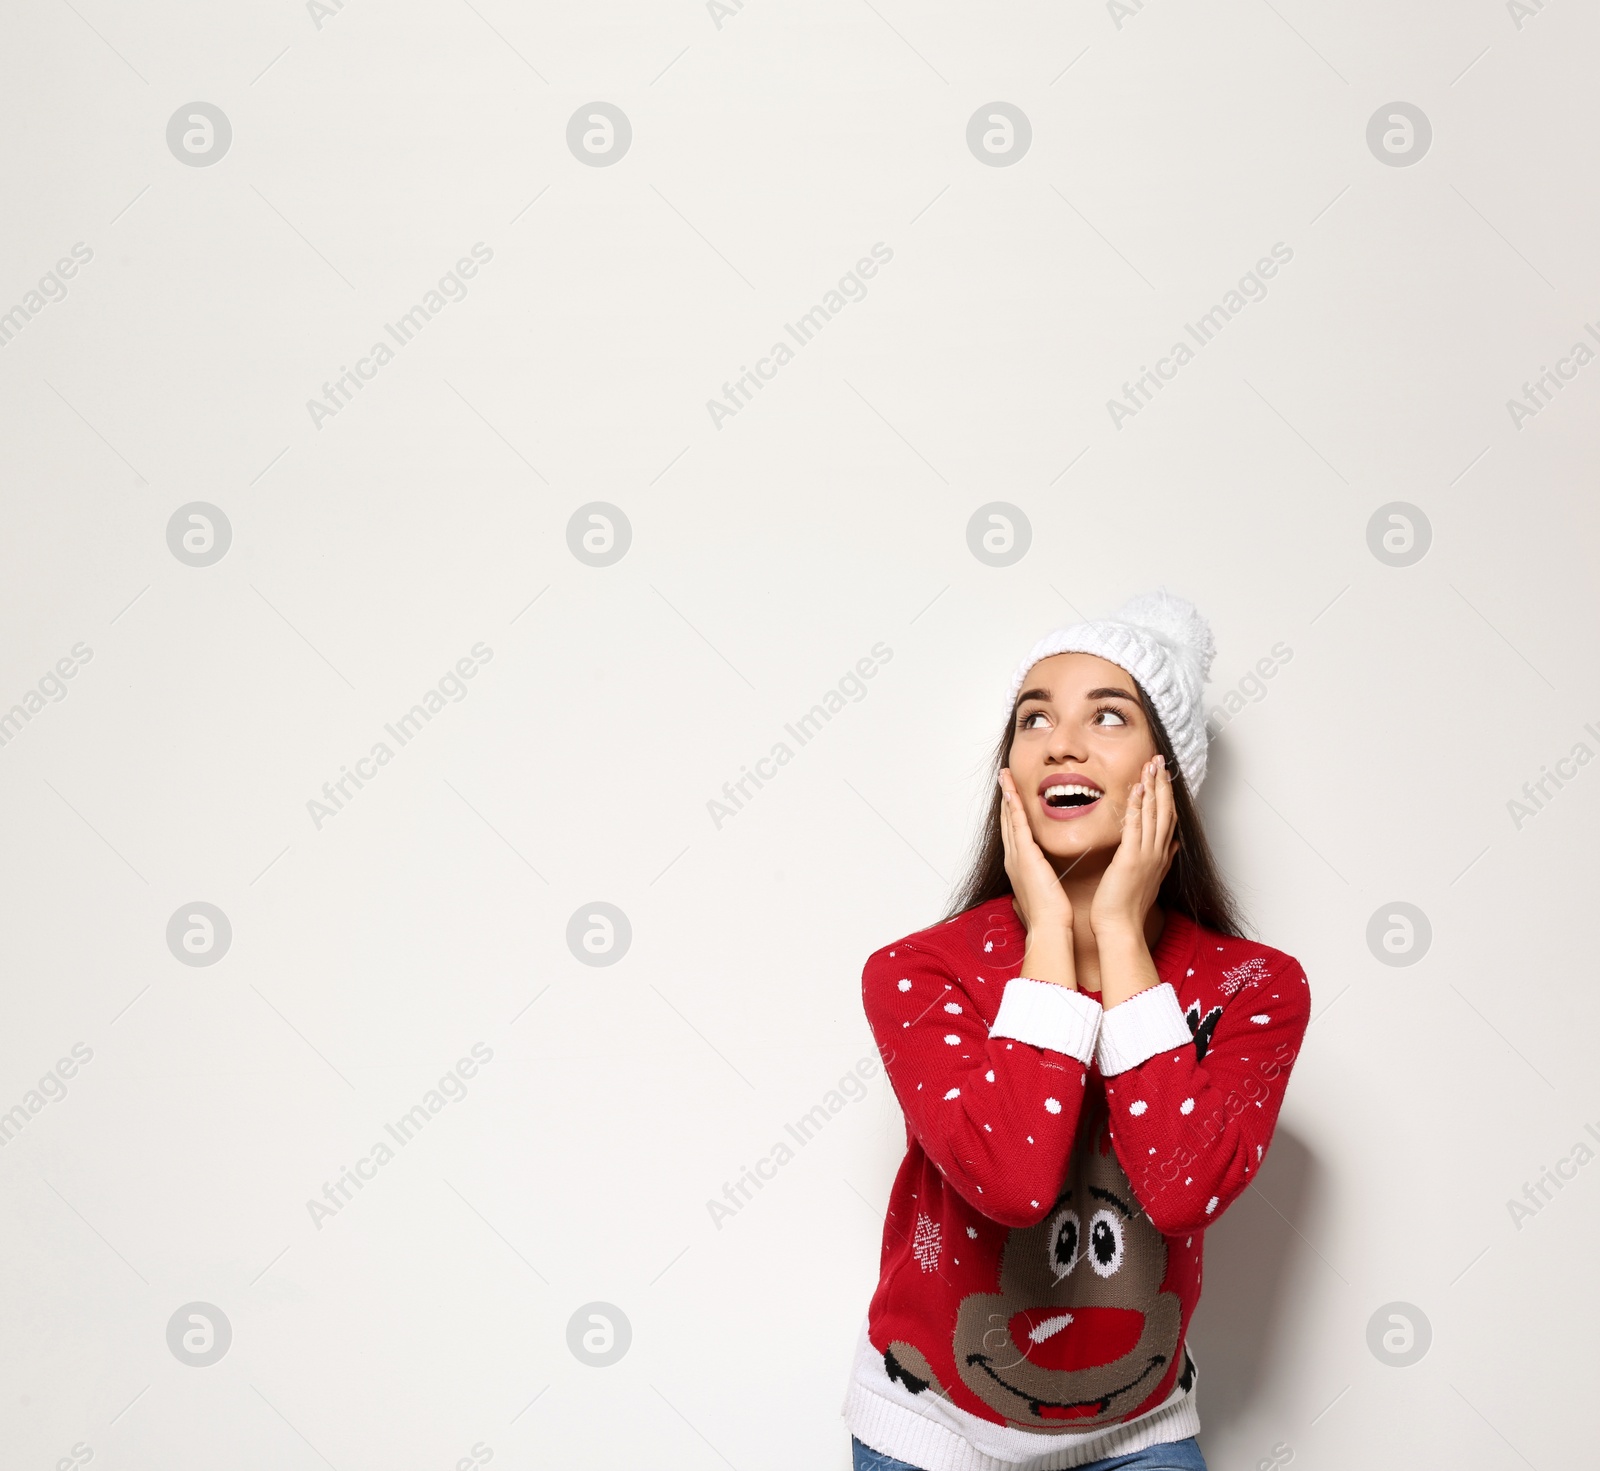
[
  {"left": 1096, "top": 982, "right": 1193, "bottom": 1075},
  {"left": 989, "top": 977, "right": 1102, "bottom": 1064}
]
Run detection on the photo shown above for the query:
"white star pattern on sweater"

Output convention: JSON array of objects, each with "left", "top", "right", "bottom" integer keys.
[{"left": 911, "top": 1212, "right": 942, "bottom": 1272}]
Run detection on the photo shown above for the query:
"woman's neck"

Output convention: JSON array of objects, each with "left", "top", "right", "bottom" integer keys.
[{"left": 1057, "top": 865, "right": 1166, "bottom": 992}]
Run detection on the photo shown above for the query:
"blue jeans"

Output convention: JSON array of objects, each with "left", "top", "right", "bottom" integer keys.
[{"left": 851, "top": 1433, "right": 1207, "bottom": 1471}]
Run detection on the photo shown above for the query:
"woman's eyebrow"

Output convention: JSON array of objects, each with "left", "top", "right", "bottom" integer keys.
[{"left": 1016, "top": 685, "right": 1139, "bottom": 707}]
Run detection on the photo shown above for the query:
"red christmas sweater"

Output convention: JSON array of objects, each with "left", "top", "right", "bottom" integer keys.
[{"left": 842, "top": 896, "right": 1311, "bottom": 1471}]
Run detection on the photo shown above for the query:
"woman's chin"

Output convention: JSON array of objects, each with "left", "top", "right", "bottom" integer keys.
[{"left": 1039, "top": 831, "right": 1113, "bottom": 865}]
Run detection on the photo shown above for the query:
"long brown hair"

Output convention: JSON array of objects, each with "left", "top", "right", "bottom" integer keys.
[{"left": 938, "top": 677, "right": 1248, "bottom": 937}]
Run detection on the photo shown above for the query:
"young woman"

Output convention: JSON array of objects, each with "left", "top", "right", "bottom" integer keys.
[{"left": 841, "top": 592, "right": 1311, "bottom": 1471}]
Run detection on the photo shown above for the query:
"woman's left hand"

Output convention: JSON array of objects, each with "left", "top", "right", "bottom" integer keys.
[{"left": 1090, "top": 754, "right": 1179, "bottom": 941}]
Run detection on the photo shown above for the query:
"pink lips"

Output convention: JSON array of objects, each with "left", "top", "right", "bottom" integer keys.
[{"left": 1036, "top": 772, "right": 1104, "bottom": 822}]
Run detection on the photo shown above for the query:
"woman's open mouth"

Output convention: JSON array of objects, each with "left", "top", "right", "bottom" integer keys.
[{"left": 1038, "top": 780, "right": 1103, "bottom": 821}]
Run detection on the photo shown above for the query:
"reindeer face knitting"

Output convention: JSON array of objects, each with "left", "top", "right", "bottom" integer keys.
[{"left": 949, "top": 1109, "right": 1181, "bottom": 1428}]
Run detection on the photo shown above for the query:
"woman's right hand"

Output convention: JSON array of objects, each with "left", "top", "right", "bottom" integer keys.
[{"left": 998, "top": 768, "right": 1074, "bottom": 941}]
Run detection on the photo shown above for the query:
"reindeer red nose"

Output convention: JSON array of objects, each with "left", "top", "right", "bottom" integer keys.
[{"left": 1008, "top": 1306, "right": 1144, "bottom": 1371}]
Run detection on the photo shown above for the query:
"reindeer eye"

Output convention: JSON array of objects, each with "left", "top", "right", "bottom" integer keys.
[
  {"left": 1048, "top": 1208, "right": 1080, "bottom": 1278},
  {"left": 1088, "top": 1209, "right": 1125, "bottom": 1277}
]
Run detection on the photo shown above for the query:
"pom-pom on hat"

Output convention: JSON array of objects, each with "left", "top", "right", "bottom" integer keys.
[{"left": 1003, "top": 590, "right": 1218, "bottom": 793}]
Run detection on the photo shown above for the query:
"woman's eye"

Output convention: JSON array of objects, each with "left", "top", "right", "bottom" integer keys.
[
  {"left": 1019, "top": 711, "right": 1046, "bottom": 729},
  {"left": 1093, "top": 708, "right": 1126, "bottom": 727}
]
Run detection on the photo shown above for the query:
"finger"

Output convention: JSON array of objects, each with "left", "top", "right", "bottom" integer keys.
[
  {"left": 1145, "top": 757, "right": 1167, "bottom": 853},
  {"left": 998, "top": 779, "right": 1014, "bottom": 863},
  {"left": 1154, "top": 757, "right": 1176, "bottom": 847},
  {"left": 1130, "top": 759, "right": 1149, "bottom": 853},
  {"left": 1140, "top": 758, "right": 1158, "bottom": 852},
  {"left": 1122, "top": 778, "right": 1143, "bottom": 846},
  {"left": 1012, "top": 794, "right": 1040, "bottom": 858}
]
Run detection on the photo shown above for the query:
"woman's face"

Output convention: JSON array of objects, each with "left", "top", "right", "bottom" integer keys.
[{"left": 1004, "top": 652, "right": 1160, "bottom": 868}]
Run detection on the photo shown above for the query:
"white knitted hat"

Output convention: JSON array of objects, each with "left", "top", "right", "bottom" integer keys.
[{"left": 1003, "top": 590, "right": 1217, "bottom": 793}]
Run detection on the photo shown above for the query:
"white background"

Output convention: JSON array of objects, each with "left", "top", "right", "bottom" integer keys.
[{"left": 2, "top": 1, "right": 1597, "bottom": 1467}]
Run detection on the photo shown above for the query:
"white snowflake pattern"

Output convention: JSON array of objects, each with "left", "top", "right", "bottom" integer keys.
[
  {"left": 1129, "top": 1100, "right": 1148, "bottom": 1116},
  {"left": 1219, "top": 956, "right": 1270, "bottom": 997},
  {"left": 985, "top": 1069, "right": 995, "bottom": 1082},
  {"left": 897, "top": 979, "right": 912, "bottom": 992},
  {"left": 1204, "top": 1196, "right": 1219, "bottom": 1215},
  {"left": 943, "top": 1086, "right": 960, "bottom": 1100},
  {"left": 1250, "top": 1013, "right": 1270, "bottom": 1025},
  {"left": 1044, "top": 1097, "right": 1062, "bottom": 1114},
  {"left": 1179, "top": 1098, "right": 1194, "bottom": 1115},
  {"left": 966, "top": 1225, "right": 978, "bottom": 1239},
  {"left": 944, "top": 1033, "right": 961, "bottom": 1045},
  {"left": 911, "top": 1212, "right": 942, "bottom": 1273},
  {"left": 944, "top": 1002, "right": 962, "bottom": 1014}
]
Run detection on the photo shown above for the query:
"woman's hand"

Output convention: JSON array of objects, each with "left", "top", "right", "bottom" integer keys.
[
  {"left": 1090, "top": 754, "right": 1179, "bottom": 943},
  {"left": 998, "top": 768, "right": 1073, "bottom": 942}
]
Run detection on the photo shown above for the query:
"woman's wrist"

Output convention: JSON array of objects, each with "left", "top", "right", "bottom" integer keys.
[
  {"left": 1089, "top": 910, "right": 1143, "bottom": 946},
  {"left": 1095, "top": 925, "right": 1161, "bottom": 1007},
  {"left": 1020, "top": 931, "right": 1076, "bottom": 991}
]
